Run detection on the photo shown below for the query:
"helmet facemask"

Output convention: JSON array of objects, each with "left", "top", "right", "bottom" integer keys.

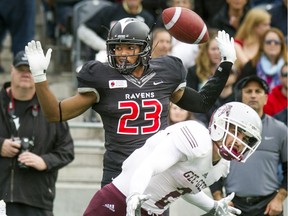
[
  {"left": 213, "top": 119, "right": 260, "bottom": 162},
  {"left": 106, "top": 18, "right": 151, "bottom": 75},
  {"left": 107, "top": 40, "right": 151, "bottom": 75},
  {"left": 209, "top": 102, "right": 262, "bottom": 163}
]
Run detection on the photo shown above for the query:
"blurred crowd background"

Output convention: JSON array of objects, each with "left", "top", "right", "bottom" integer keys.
[{"left": 0, "top": 0, "right": 286, "bottom": 215}]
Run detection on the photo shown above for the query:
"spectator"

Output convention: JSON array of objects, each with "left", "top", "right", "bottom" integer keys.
[
  {"left": 192, "top": 69, "right": 238, "bottom": 127},
  {"left": 234, "top": 8, "right": 271, "bottom": 69},
  {"left": 167, "top": 0, "right": 199, "bottom": 70},
  {"left": 168, "top": 0, "right": 193, "bottom": 11},
  {"left": 25, "top": 21, "right": 237, "bottom": 189},
  {"left": 154, "top": 0, "right": 194, "bottom": 28},
  {"left": 150, "top": 28, "right": 172, "bottom": 58},
  {"left": 268, "top": 0, "right": 288, "bottom": 41},
  {"left": 250, "top": 0, "right": 282, "bottom": 7},
  {"left": 107, "top": 0, "right": 123, "bottom": 2},
  {"left": 194, "top": 0, "right": 225, "bottom": 28},
  {"left": 142, "top": 0, "right": 168, "bottom": 23},
  {"left": 168, "top": 102, "right": 194, "bottom": 125},
  {"left": 210, "top": 75, "right": 287, "bottom": 216},
  {"left": 186, "top": 29, "right": 221, "bottom": 91},
  {"left": 41, "top": 0, "right": 56, "bottom": 45},
  {"left": 274, "top": 109, "right": 288, "bottom": 126},
  {"left": 83, "top": 101, "right": 262, "bottom": 216},
  {"left": 0, "top": 0, "right": 36, "bottom": 73},
  {"left": 211, "top": 0, "right": 251, "bottom": 37},
  {"left": 237, "top": 28, "right": 287, "bottom": 90},
  {"left": 55, "top": 0, "right": 81, "bottom": 48},
  {"left": 0, "top": 51, "right": 74, "bottom": 215},
  {"left": 77, "top": 0, "right": 154, "bottom": 61},
  {"left": 264, "top": 62, "right": 287, "bottom": 124}
]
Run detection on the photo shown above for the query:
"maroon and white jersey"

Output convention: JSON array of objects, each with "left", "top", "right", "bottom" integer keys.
[
  {"left": 77, "top": 56, "right": 186, "bottom": 172},
  {"left": 113, "top": 120, "right": 230, "bottom": 214}
]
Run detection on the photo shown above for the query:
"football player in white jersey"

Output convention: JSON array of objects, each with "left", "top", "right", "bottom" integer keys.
[{"left": 83, "top": 101, "right": 262, "bottom": 216}]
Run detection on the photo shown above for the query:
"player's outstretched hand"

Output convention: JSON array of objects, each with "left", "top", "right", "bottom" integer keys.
[
  {"left": 126, "top": 193, "right": 150, "bottom": 216},
  {"left": 213, "top": 192, "right": 241, "bottom": 216},
  {"left": 25, "top": 40, "right": 52, "bottom": 83},
  {"left": 216, "top": 30, "right": 236, "bottom": 64}
]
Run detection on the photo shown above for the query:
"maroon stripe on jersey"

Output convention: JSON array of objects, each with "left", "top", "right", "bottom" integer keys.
[{"left": 180, "top": 126, "right": 198, "bottom": 148}]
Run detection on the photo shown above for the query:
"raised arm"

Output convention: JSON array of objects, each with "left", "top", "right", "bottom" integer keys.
[
  {"left": 25, "top": 41, "right": 96, "bottom": 122},
  {"left": 172, "top": 30, "right": 237, "bottom": 113}
]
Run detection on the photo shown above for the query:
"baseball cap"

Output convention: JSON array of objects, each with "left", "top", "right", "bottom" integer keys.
[
  {"left": 13, "top": 51, "right": 29, "bottom": 67},
  {"left": 236, "top": 75, "right": 270, "bottom": 94}
]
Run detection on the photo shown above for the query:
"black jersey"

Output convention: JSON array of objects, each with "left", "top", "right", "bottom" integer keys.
[{"left": 77, "top": 56, "right": 186, "bottom": 173}]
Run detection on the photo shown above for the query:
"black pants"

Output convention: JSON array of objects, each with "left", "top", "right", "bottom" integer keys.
[
  {"left": 101, "top": 169, "right": 121, "bottom": 188},
  {"left": 6, "top": 203, "right": 53, "bottom": 216},
  {"left": 233, "top": 192, "right": 283, "bottom": 216}
]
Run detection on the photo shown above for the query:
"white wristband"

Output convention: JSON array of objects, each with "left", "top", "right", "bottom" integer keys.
[{"left": 33, "top": 72, "right": 47, "bottom": 83}]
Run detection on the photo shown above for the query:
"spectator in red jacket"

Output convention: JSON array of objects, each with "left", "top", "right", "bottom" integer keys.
[{"left": 264, "top": 62, "right": 287, "bottom": 120}]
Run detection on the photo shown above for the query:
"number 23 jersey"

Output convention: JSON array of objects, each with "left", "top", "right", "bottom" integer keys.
[{"left": 77, "top": 56, "right": 186, "bottom": 155}]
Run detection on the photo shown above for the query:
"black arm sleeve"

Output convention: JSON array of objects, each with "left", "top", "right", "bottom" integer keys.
[{"left": 176, "top": 61, "right": 233, "bottom": 113}]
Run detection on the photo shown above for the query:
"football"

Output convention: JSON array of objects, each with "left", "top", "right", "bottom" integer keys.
[{"left": 162, "top": 7, "right": 209, "bottom": 44}]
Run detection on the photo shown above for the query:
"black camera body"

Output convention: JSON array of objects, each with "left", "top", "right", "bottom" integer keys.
[{"left": 15, "top": 137, "right": 34, "bottom": 169}]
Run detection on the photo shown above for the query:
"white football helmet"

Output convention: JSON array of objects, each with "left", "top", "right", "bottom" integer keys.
[{"left": 209, "top": 102, "right": 262, "bottom": 163}]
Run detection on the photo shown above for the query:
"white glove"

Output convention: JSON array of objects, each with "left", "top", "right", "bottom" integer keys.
[
  {"left": 126, "top": 193, "right": 150, "bottom": 216},
  {"left": 216, "top": 30, "right": 236, "bottom": 64},
  {"left": 209, "top": 192, "right": 241, "bottom": 216},
  {"left": 25, "top": 40, "right": 52, "bottom": 83}
]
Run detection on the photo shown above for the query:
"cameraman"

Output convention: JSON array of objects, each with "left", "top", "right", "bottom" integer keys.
[{"left": 0, "top": 51, "right": 74, "bottom": 216}]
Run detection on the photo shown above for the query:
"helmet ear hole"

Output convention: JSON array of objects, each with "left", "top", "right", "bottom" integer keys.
[{"left": 210, "top": 118, "right": 225, "bottom": 141}]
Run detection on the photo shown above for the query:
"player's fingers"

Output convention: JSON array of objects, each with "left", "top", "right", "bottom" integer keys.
[
  {"left": 36, "top": 41, "right": 42, "bottom": 50},
  {"left": 31, "top": 40, "right": 37, "bottom": 51},
  {"left": 222, "top": 30, "right": 226, "bottom": 40},
  {"left": 45, "top": 48, "right": 52, "bottom": 68},
  {"left": 219, "top": 30, "right": 223, "bottom": 41},
  {"left": 230, "top": 37, "right": 235, "bottom": 46},
  {"left": 27, "top": 41, "right": 32, "bottom": 51},
  {"left": 25, "top": 45, "right": 30, "bottom": 54},
  {"left": 217, "top": 30, "right": 221, "bottom": 42},
  {"left": 225, "top": 31, "right": 230, "bottom": 43},
  {"left": 228, "top": 206, "right": 242, "bottom": 215},
  {"left": 127, "top": 205, "right": 135, "bottom": 216},
  {"left": 225, "top": 192, "right": 235, "bottom": 202},
  {"left": 46, "top": 48, "right": 52, "bottom": 57},
  {"left": 139, "top": 194, "right": 150, "bottom": 202},
  {"left": 36, "top": 41, "right": 44, "bottom": 55}
]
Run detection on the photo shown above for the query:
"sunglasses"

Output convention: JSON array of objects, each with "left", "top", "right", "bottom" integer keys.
[
  {"left": 281, "top": 72, "right": 288, "bottom": 77},
  {"left": 264, "top": 39, "right": 281, "bottom": 45}
]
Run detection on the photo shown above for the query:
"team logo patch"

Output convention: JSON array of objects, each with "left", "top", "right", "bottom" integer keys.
[{"left": 109, "top": 80, "right": 128, "bottom": 88}]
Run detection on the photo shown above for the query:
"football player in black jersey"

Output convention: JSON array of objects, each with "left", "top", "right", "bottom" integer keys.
[{"left": 25, "top": 18, "right": 237, "bottom": 188}]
